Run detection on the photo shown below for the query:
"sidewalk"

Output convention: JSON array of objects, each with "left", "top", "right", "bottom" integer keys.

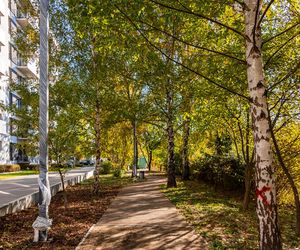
[
  {"left": 77, "top": 174, "right": 207, "bottom": 250},
  {"left": 0, "top": 166, "right": 94, "bottom": 216}
]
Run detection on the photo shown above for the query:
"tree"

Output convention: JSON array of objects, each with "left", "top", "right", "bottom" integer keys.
[{"left": 141, "top": 126, "right": 162, "bottom": 171}]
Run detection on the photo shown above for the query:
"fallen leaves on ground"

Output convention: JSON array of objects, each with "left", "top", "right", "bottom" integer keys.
[{"left": 0, "top": 175, "right": 132, "bottom": 250}]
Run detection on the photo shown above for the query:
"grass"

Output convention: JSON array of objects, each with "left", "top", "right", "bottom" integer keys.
[
  {"left": 161, "top": 179, "right": 300, "bottom": 250},
  {"left": 0, "top": 170, "right": 38, "bottom": 179},
  {"left": 0, "top": 166, "right": 82, "bottom": 180}
]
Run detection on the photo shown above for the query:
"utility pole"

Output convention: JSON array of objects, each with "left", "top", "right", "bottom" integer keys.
[{"left": 32, "top": 0, "right": 52, "bottom": 242}]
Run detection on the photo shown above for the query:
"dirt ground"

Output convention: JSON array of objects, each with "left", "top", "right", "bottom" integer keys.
[{"left": 0, "top": 177, "right": 127, "bottom": 250}]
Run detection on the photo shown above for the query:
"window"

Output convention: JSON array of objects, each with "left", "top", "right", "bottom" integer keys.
[
  {"left": 9, "top": 0, "right": 17, "bottom": 17},
  {"left": 9, "top": 143, "right": 18, "bottom": 161},
  {"left": 9, "top": 68, "right": 23, "bottom": 84},
  {"left": 9, "top": 92, "right": 21, "bottom": 110},
  {"left": 9, "top": 43, "right": 18, "bottom": 65},
  {"left": 9, "top": 118, "right": 18, "bottom": 135},
  {"left": 9, "top": 18, "right": 17, "bottom": 36}
]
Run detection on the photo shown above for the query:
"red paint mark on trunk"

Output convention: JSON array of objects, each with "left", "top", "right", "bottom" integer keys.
[{"left": 256, "top": 186, "right": 271, "bottom": 206}]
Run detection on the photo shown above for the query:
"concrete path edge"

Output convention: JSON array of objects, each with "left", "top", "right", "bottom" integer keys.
[{"left": 0, "top": 168, "right": 94, "bottom": 217}]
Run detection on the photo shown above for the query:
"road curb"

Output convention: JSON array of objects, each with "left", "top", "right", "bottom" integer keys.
[{"left": 0, "top": 168, "right": 94, "bottom": 217}]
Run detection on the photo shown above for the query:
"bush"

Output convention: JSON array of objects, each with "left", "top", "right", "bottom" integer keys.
[
  {"left": 0, "top": 164, "right": 21, "bottom": 173},
  {"left": 191, "top": 155, "right": 245, "bottom": 190},
  {"left": 100, "top": 161, "right": 112, "bottom": 175},
  {"left": 28, "top": 164, "right": 39, "bottom": 171},
  {"left": 20, "top": 163, "right": 39, "bottom": 171},
  {"left": 49, "top": 163, "right": 68, "bottom": 171},
  {"left": 113, "top": 168, "right": 124, "bottom": 178},
  {"left": 19, "top": 162, "right": 30, "bottom": 170}
]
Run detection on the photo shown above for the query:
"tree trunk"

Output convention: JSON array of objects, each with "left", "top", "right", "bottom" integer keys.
[
  {"left": 132, "top": 120, "right": 138, "bottom": 177},
  {"left": 243, "top": 163, "right": 253, "bottom": 210},
  {"left": 268, "top": 109, "right": 300, "bottom": 236},
  {"left": 243, "top": 111, "right": 253, "bottom": 211},
  {"left": 58, "top": 169, "right": 68, "bottom": 209},
  {"left": 245, "top": 1, "right": 282, "bottom": 248},
  {"left": 93, "top": 100, "right": 101, "bottom": 194},
  {"left": 167, "top": 119, "right": 176, "bottom": 187},
  {"left": 166, "top": 83, "right": 176, "bottom": 188},
  {"left": 33, "top": 0, "right": 52, "bottom": 242},
  {"left": 148, "top": 150, "right": 152, "bottom": 172},
  {"left": 182, "top": 117, "right": 190, "bottom": 180}
]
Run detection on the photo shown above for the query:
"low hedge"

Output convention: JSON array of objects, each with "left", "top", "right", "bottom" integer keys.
[
  {"left": 100, "top": 161, "right": 112, "bottom": 175},
  {"left": 0, "top": 164, "right": 21, "bottom": 173},
  {"left": 113, "top": 168, "right": 124, "bottom": 178},
  {"left": 26, "top": 164, "right": 39, "bottom": 171},
  {"left": 49, "top": 163, "right": 68, "bottom": 171}
]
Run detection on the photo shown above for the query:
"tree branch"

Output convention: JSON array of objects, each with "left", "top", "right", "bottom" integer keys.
[
  {"left": 257, "top": 0, "right": 275, "bottom": 27},
  {"left": 138, "top": 19, "right": 247, "bottom": 65},
  {"left": 264, "top": 32, "right": 300, "bottom": 68},
  {"left": 262, "top": 22, "right": 300, "bottom": 45},
  {"left": 268, "top": 61, "right": 300, "bottom": 91},
  {"left": 148, "top": 0, "right": 248, "bottom": 40},
  {"left": 252, "top": 0, "right": 261, "bottom": 47},
  {"left": 115, "top": 5, "right": 250, "bottom": 102}
]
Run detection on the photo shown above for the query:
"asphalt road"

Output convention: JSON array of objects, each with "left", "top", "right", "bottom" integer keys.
[{"left": 0, "top": 166, "right": 94, "bottom": 208}]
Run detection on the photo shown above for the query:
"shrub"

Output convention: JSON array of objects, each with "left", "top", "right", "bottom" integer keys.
[
  {"left": 191, "top": 155, "right": 245, "bottom": 190},
  {"left": 0, "top": 164, "right": 21, "bottom": 173},
  {"left": 20, "top": 163, "right": 39, "bottom": 171},
  {"left": 49, "top": 163, "right": 68, "bottom": 171},
  {"left": 100, "top": 161, "right": 112, "bottom": 175},
  {"left": 19, "top": 162, "right": 30, "bottom": 170},
  {"left": 113, "top": 168, "right": 124, "bottom": 178},
  {"left": 28, "top": 164, "right": 39, "bottom": 171}
]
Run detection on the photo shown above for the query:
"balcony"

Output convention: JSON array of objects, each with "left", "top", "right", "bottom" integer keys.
[
  {"left": 16, "top": 12, "right": 30, "bottom": 28},
  {"left": 16, "top": 57, "right": 38, "bottom": 79}
]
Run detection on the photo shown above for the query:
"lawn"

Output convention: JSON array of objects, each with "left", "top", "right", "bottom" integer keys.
[
  {"left": 0, "top": 174, "right": 133, "bottom": 250},
  {"left": 0, "top": 167, "right": 81, "bottom": 180},
  {"left": 161, "top": 179, "right": 300, "bottom": 250},
  {"left": 0, "top": 170, "right": 38, "bottom": 180}
]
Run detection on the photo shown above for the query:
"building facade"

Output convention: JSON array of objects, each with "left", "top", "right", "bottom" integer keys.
[{"left": 0, "top": 0, "right": 38, "bottom": 164}]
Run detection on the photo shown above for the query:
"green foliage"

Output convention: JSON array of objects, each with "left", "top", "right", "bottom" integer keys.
[
  {"left": 113, "top": 168, "right": 124, "bottom": 178},
  {"left": 174, "top": 152, "right": 182, "bottom": 175},
  {"left": 192, "top": 155, "right": 245, "bottom": 190},
  {"left": 24, "top": 164, "right": 39, "bottom": 171},
  {"left": 49, "top": 163, "right": 69, "bottom": 171},
  {"left": 18, "top": 162, "right": 30, "bottom": 170},
  {"left": 100, "top": 161, "right": 112, "bottom": 175},
  {"left": 18, "top": 163, "right": 39, "bottom": 171}
]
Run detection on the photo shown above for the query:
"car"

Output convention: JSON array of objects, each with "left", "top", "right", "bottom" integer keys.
[{"left": 79, "top": 159, "right": 94, "bottom": 166}]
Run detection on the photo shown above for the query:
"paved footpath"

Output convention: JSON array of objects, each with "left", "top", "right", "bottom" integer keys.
[{"left": 77, "top": 174, "right": 207, "bottom": 250}]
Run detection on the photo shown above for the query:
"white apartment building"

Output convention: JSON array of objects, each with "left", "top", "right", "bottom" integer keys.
[{"left": 0, "top": 0, "right": 38, "bottom": 164}]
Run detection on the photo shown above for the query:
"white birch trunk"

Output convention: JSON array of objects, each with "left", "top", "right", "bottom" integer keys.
[{"left": 244, "top": 1, "right": 281, "bottom": 249}]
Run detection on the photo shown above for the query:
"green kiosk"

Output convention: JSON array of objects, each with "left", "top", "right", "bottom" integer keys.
[{"left": 137, "top": 157, "right": 147, "bottom": 179}]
